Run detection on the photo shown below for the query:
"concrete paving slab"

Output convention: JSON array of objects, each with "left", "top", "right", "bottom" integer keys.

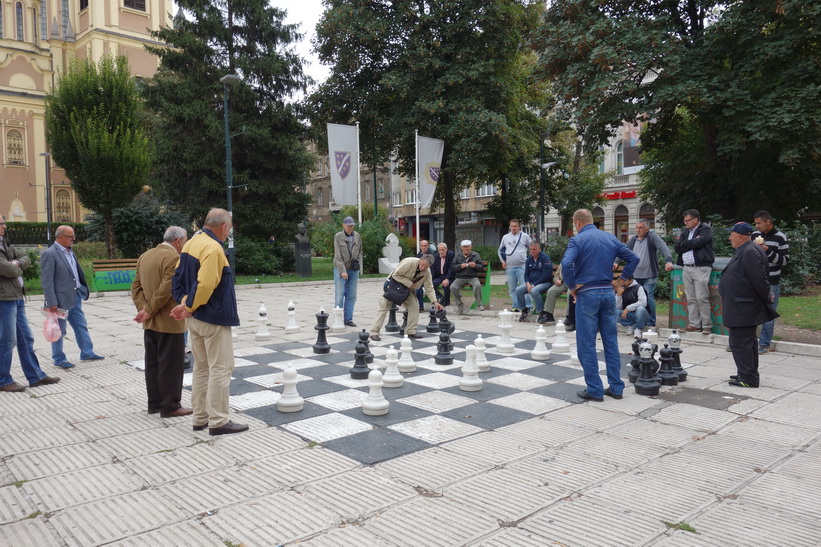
[
  {"left": 0, "top": 484, "right": 37, "bottom": 524},
  {"left": 123, "top": 443, "right": 238, "bottom": 486},
  {"left": 650, "top": 402, "right": 739, "bottom": 431},
  {"left": 246, "top": 446, "right": 360, "bottom": 487},
  {"left": 0, "top": 517, "right": 63, "bottom": 545},
  {"left": 107, "top": 520, "right": 226, "bottom": 546},
  {"left": 472, "top": 527, "right": 557, "bottom": 546},
  {"left": 6, "top": 442, "right": 114, "bottom": 480},
  {"left": 375, "top": 446, "right": 495, "bottom": 491},
  {"left": 749, "top": 391, "right": 821, "bottom": 426},
  {"left": 716, "top": 417, "right": 819, "bottom": 450},
  {"left": 25, "top": 462, "right": 146, "bottom": 511}
]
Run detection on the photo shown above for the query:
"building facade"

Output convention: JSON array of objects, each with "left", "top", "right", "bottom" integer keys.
[{"left": 0, "top": 0, "right": 170, "bottom": 225}]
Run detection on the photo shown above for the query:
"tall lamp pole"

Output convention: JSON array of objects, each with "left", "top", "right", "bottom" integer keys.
[
  {"left": 40, "top": 152, "right": 53, "bottom": 242},
  {"left": 220, "top": 73, "right": 242, "bottom": 274}
]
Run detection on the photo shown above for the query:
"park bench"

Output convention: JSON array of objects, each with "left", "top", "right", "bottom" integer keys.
[{"left": 91, "top": 259, "right": 138, "bottom": 293}]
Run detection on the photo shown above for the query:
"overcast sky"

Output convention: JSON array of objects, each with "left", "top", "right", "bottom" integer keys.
[{"left": 275, "top": 0, "right": 330, "bottom": 89}]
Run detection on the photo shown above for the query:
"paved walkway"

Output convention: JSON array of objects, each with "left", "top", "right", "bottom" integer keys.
[{"left": 2, "top": 279, "right": 820, "bottom": 546}]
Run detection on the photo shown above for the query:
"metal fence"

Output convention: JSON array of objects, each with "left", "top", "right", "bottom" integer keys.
[{"left": 5, "top": 222, "right": 88, "bottom": 245}]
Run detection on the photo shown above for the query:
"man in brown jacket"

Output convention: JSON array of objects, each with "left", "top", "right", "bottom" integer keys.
[{"left": 131, "top": 226, "right": 190, "bottom": 417}]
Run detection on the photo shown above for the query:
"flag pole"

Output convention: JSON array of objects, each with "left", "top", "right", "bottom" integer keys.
[
  {"left": 415, "top": 129, "right": 420, "bottom": 253},
  {"left": 356, "top": 122, "right": 362, "bottom": 224}
]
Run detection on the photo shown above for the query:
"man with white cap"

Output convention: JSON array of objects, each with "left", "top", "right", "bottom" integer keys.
[
  {"left": 450, "top": 240, "right": 485, "bottom": 313},
  {"left": 333, "top": 216, "right": 363, "bottom": 327}
]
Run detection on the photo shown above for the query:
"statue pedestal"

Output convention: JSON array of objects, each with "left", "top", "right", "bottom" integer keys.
[{"left": 294, "top": 242, "right": 312, "bottom": 278}]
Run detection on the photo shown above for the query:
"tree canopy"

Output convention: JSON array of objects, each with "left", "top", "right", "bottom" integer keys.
[
  {"left": 310, "top": 0, "right": 547, "bottom": 247},
  {"left": 143, "top": 0, "right": 314, "bottom": 240},
  {"left": 532, "top": 0, "right": 821, "bottom": 223},
  {"left": 45, "top": 55, "right": 151, "bottom": 257}
]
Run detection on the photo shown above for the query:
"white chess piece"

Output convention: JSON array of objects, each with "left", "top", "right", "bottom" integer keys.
[
  {"left": 570, "top": 349, "right": 580, "bottom": 366},
  {"left": 255, "top": 302, "right": 272, "bottom": 340},
  {"left": 496, "top": 309, "right": 514, "bottom": 353},
  {"left": 397, "top": 335, "right": 416, "bottom": 373},
  {"left": 459, "top": 345, "right": 483, "bottom": 392},
  {"left": 531, "top": 326, "right": 551, "bottom": 361},
  {"left": 552, "top": 320, "right": 570, "bottom": 352},
  {"left": 382, "top": 346, "right": 404, "bottom": 388},
  {"left": 330, "top": 306, "right": 346, "bottom": 333},
  {"left": 285, "top": 300, "right": 301, "bottom": 333},
  {"left": 277, "top": 367, "right": 304, "bottom": 412},
  {"left": 362, "top": 370, "right": 389, "bottom": 416},
  {"left": 643, "top": 327, "right": 659, "bottom": 343},
  {"left": 474, "top": 334, "right": 490, "bottom": 372}
]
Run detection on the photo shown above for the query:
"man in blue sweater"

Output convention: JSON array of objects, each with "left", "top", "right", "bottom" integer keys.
[
  {"left": 514, "top": 241, "right": 553, "bottom": 323},
  {"left": 562, "top": 209, "right": 639, "bottom": 402}
]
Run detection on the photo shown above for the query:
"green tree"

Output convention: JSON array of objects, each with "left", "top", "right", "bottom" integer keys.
[
  {"left": 45, "top": 55, "right": 152, "bottom": 258},
  {"left": 531, "top": 0, "right": 821, "bottom": 223},
  {"left": 143, "top": 0, "right": 314, "bottom": 242},
  {"left": 310, "top": 0, "right": 546, "bottom": 248}
]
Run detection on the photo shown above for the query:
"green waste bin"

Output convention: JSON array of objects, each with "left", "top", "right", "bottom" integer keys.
[{"left": 668, "top": 258, "right": 731, "bottom": 335}]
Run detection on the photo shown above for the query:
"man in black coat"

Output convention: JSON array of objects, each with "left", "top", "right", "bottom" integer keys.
[
  {"left": 431, "top": 242, "right": 455, "bottom": 305},
  {"left": 718, "top": 222, "right": 779, "bottom": 388}
]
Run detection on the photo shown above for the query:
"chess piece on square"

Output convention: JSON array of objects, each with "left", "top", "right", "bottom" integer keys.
[
  {"left": 350, "top": 337, "right": 371, "bottom": 379},
  {"left": 426, "top": 308, "right": 439, "bottom": 334},
  {"left": 285, "top": 300, "right": 301, "bottom": 334},
  {"left": 398, "top": 335, "right": 416, "bottom": 373},
  {"left": 668, "top": 330, "right": 687, "bottom": 382},
  {"left": 385, "top": 304, "right": 400, "bottom": 333},
  {"left": 435, "top": 330, "right": 453, "bottom": 365},
  {"left": 531, "top": 326, "right": 551, "bottom": 361},
  {"left": 255, "top": 302, "right": 272, "bottom": 340},
  {"left": 277, "top": 367, "right": 304, "bottom": 412},
  {"left": 552, "top": 320, "right": 570, "bottom": 353},
  {"left": 635, "top": 340, "right": 660, "bottom": 396},
  {"left": 313, "top": 307, "right": 330, "bottom": 354},
  {"left": 330, "top": 306, "right": 346, "bottom": 333},
  {"left": 657, "top": 344, "right": 679, "bottom": 386},
  {"left": 459, "top": 345, "right": 483, "bottom": 392},
  {"left": 382, "top": 346, "right": 403, "bottom": 388},
  {"left": 474, "top": 334, "right": 490, "bottom": 372},
  {"left": 496, "top": 309, "right": 514, "bottom": 353},
  {"left": 362, "top": 370, "right": 389, "bottom": 416},
  {"left": 360, "top": 329, "right": 374, "bottom": 364},
  {"left": 399, "top": 309, "right": 409, "bottom": 337}
]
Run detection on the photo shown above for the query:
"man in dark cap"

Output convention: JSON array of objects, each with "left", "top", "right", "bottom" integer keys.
[{"left": 333, "top": 216, "right": 363, "bottom": 327}]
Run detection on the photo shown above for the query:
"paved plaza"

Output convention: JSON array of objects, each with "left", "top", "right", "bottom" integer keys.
[{"left": 2, "top": 276, "right": 820, "bottom": 546}]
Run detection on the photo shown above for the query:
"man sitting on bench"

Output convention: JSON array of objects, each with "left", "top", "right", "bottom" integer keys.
[
  {"left": 451, "top": 240, "right": 485, "bottom": 314},
  {"left": 514, "top": 241, "right": 553, "bottom": 323}
]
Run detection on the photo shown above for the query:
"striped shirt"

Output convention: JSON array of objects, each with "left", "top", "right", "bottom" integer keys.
[{"left": 751, "top": 227, "right": 789, "bottom": 285}]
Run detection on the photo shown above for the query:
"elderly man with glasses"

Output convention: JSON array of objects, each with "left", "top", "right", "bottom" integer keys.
[
  {"left": 674, "top": 209, "right": 715, "bottom": 333},
  {"left": 40, "top": 225, "right": 104, "bottom": 369}
]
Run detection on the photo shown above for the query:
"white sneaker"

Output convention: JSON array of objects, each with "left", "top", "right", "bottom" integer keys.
[
  {"left": 476, "top": 305, "right": 486, "bottom": 312},
  {"left": 625, "top": 325, "right": 633, "bottom": 335},
  {"left": 634, "top": 328, "right": 643, "bottom": 339}
]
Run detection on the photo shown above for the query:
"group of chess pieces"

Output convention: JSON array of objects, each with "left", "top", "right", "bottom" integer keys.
[{"left": 267, "top": 302, "right": 689, "bottom": 416}]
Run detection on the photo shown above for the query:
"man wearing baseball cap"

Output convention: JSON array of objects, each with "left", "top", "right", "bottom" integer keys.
[
  {"left": 719, "top": 222, "right": 779, "bottom": 388},
  {"left": 450, "top": 240, "right": 485, "bottom": 314},
  {"left": 333, "top": 216, "right": 363, "bottom": 327}
]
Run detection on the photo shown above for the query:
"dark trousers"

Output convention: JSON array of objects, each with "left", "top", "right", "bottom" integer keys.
[
  {"left": 144, "top": 329, "right": 186, "bottom": 413},
  {"left": 566, "top": 293, "right": 576, "bottom": 324},
  {"left": 729, "top": 325, "right": 759, "bottom": 386},
  {"left": 432, "top": 276, "right": 451, "bottom": 305}
]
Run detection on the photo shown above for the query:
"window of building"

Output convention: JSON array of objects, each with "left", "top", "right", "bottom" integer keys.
[
  {"left": 16, "top": 2, "right": 24, "bottom": 40},
  {"left": 639, "top": 203, "right": 656, "bottom": 230},
  {"left": 316, "top": 188, "right": 323, "bottom": 206},
  {"left": 40, "top": 0, "right": 47, "bottom": 38},
  {"left": 392, "top": 192, "right": 401, "bottom": 207},
  {"left": 459, "top": 187, "right": 470, "bottom": 199},
  {"left": 6, "top": 129, "right": 25, "bottom": 164},
  {"left": 55, "top": 189, "right": 72, "bottom": 222},
  {"left": 61, "top": 0, "right": 68, "bottom": 38},
  {"left": 124, "top": 0, "right": 146, "bottom": 11},
  {"left": 614, "top": 204, "right": 629, "bottom": 242},
  {"left": 0, "top": 4, "right": 4, "bottom": 38},
  {"left": 80, "top": 0, "right": 88, "bottom": 9},
  {"left": 405, "top": 189, "right": 417, "bottom": 204},
  {"left": 476, "top": 182, "right": 496, "bottom": 197},
  {"left": 592, "top": 206, "right": 605, "bottom": 230},
  {"left": 615, "top": 141, "right": 624, "bottom": 175},
  {"left": 364, "top": 183, "right": 371, "bottom": 201}
]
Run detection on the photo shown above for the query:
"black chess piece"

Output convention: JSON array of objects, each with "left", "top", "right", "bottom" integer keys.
[
  {"left": 635, "top": 341, "right": 660, "bottom": 396},
  {"left": 669, "top": 330, "right": 688, "bottom": 382},
  {"left": 350, "top": 338, "right": 371, "bottom": 379},
  {"left": 436, "top": 308, "right": 456, "bottom": 335},
  {"left": 426, "top": 308, "right": 439, "bottom": 334},
  {"left": 435, "top": 330, "right": 453, "bottom": 365},
  {"left": 385, "top": 304, "right": 400, "bottom": 333},
  {"left": 360, "top": 329, "right": 374, "bottom": 364},
  {"left": 650, "top": 343, "right": 660, "bottom": 376},
  {"left": 313, "top": 309, "right": 330, "bottom": 354},
  {"left": 628, "top": 338, "right": 641, "bottom": 384},
  {"left": 657, "top": 344, "right": 679, "bottom": 386},
  {"left": 399, "top": 309, "right": 409, "bottom": 337}
]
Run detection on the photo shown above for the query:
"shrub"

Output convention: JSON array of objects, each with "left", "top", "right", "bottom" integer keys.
[
  {"left": 310, "top": 213, "right": 395, "bottom": 273},
  {"left": 22, "top": 248, "right": 41, "bottom": 282},
  {"left": 542, "top": 233, "right": 570, "bottom": 264},
  {"left": 780, "top": 221, "right": 821, "bottom": 295},
  {"left": 234, "top": 235, "right": 282, "bottom": 275},
  {"left": 71, "top": 241, "right": 113, "bottom": 261},
  {"left": 397, "top": 236, "right": 417, "bottom": 259},
  {"left": 472, "top": 245, "right": 502, "bottom": 270}
]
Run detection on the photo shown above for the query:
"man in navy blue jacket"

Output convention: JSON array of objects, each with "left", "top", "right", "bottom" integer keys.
[
  {"left": 562, "top": 209, "right": 638, "bottom": 402},
  {"left": 514, "top": 242, "right": 553, "bottom": 322}
]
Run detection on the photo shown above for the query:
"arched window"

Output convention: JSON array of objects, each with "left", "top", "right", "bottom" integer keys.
[
  {"left": 615, "top": 141, "right": 624, "bottom": 175},
  {"left": 40, "top": 0, "right": 47, "bottom": 41},
  {"left": 639, "top": 203, "right": 656, "bottom": 230},
  {"left": 6, "top": 129, "right": 25, "bottom": 164},
  {"left": 16, "top": 2, "right": 24, "bottom": 41},
  {"left": 614, "top": 205, "right": 630, "bottom": 242},
  {"left": 592, "top": 206, "right": 605, "bottom": 230},
  {"left": 0, "top": 3, "right": 4, "bottom": 38},
  {"left": 32, "top": 7, "right": 38, "bottom": 43},
  {"left": 55, "top": 189, "right": 73, "bottom": 222}
]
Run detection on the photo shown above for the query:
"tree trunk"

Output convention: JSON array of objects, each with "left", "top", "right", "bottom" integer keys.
[
  {"left": 104, "top": 213, "right": 117, "bottom": 258},
  {"left": 443, "top": 171, "right": 456, "bottom": 250}
]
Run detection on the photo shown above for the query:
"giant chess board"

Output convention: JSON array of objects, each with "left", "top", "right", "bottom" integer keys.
[{"left": 183, "top": 328, "right": 633, "bottom": 464}]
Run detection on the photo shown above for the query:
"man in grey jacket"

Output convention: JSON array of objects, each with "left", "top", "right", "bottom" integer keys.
[
  {"left": 451, "top": 240, "right": 485, "bottom": 314},
  {"left": 333, "top": 216, "right": 363, "bottom": 327},
  {"left": 615, "top": 219, "right": 673, "bottom": 327}
]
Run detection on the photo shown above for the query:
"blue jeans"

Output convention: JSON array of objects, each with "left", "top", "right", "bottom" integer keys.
[
  {"left": 334, "top": 268, "right": 359, "bottom": 323},
  {"left": 514, "top": 282, "right": 553, "bottom": 312},
  {"left": 759, "top": 284, "right": 780, "bottom": 349},
  {"left": 575, "top": 288, "right": 624, "bottom": 398},
  {"left": 52, "top": 292, "right": 96, "bottom": 366},
  {"left": 635, "top": 277, "right": 658, "bottom": 326},
  {"left": 506, "top": 265, "right": 530, "bottom": 308},
  {"left": 615, "top": 307, "right": 650, "bottom": 332},
  {"left": 1, "top": 299, "right": 47, "bottom": 386}
]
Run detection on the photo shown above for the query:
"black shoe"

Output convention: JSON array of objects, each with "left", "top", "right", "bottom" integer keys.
[
  {"left": 370, "top": 334, "right": 382, "bottom": 342},
  {"left": 565, "top": 323, "right": 575, "bottom": 332},
  {"left": 193, "top": 423, "right": 208, "bottom": 431},
  {"left": 577, "top": 389, "right": 604, "bottom": 402},
  {"left": 209, "top": 421, "right": 249, "bottom": 436},
  {"left": 345, "top": 321, "right": 357, "bottom": 327},
  {"left": 729, "top": 374, "right": 739, "bottom": 380},
  {"left": 407, "top": 333, "right": 423, "bottom": 339},
  {"left": 518, "top": 308, "right": 530, "bottom": 322},
  {"left": 29, "top": 376, "right": 61, "bottom": 387},
  {"left": 604, "top": 387, "right": 623, "bottom": 400},
  {"left": 728, "top": 379, "right": 757, "bottom": 388}
]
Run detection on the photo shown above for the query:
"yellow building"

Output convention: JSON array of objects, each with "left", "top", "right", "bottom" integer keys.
[{"left": 0, "top": 0, "right": 170, "bottom": 224}]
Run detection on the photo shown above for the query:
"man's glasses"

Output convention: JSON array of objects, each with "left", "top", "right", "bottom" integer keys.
[{"left": 683, "top": 217, "right": 694, "bottom": 223}]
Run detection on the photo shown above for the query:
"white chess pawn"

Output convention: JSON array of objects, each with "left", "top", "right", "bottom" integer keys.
[
  {"left": 397, "top": 335, "right": 416, "bottom": 373},
  {"left": 382, "top": 346, "right": 403, "bottom": 388},
  {"left": 330, "top": 306, "right": 346, "bottom": 333},
  {"left": 285, "top": 300, "right": 301, "bottom": 333},
  {"left": 459, "top": 345, "right": 483, "bottom": 392},
  {"left": 474, "top": 334, "right": 490, "bottom": 373},
  {"left": 496, "top": 309, "right": 514, "bottom": 353},
  {"left": 531, "top": 326, "right": 551, "bottom": 361},
  {"left": 643, "top": 327, "right": 659, "bottom": 343},
  {"left": 362, "top": 370, "right": 389, "bottom": 416},
  {"left": 552, "top": 320, "right": 570, "bottom": 352},
  {"left": 255, "top": 302, "right": 272, "bottom": 340},
  {"left": 570, "top": 349, "right": 580, "bottom": 366},
  {"left": 277, "top": 367, "right": 304, "bottom": 413}
]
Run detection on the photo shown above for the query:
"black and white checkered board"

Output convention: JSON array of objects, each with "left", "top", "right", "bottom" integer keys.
[{"left": 188, "top": 328, "right": 632, "bottom": 464}]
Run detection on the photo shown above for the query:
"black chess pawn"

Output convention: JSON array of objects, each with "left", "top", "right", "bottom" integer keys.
[
  {"left": 313, "top": 308, "right": 330, "bottom": 354},
  {"left": 385, "top": 304, "right": 400, "bottom": 333},
  {"left": 435, "top": 330, "right": 453, "bottom": 365},
  {"left": 650, "top": 343, "right": 660, "bottom": 376},
  {"left": 628, "top": 338, "right": 641, "bottom": 384},
  {"left": 350, "top": 339, "right": 371, "bottom": 379},
  {"left": 426, "top": 308, "right": 440, "bottom": 334},
  {"left": 399, "top": 309, "right": 409, "bottom": 337},
  {"left": 360, "top": 329, "right": 374, "bottom": 364},
  {"left": 657, "top": 344, "right": 679, "bottom": 386},
  {"left": 669, "top": 330, "right": 687, "bottom": 382},
  {"left": 635, "top": 341, "right": 660, "bottom": 396}
]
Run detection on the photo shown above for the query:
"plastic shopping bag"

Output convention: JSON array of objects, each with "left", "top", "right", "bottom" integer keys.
[{"left": 42, "top": 310, "right": 63, "bottom": 343}]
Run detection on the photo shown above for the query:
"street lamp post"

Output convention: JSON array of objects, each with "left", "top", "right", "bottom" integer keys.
[
  {"left": 40, "top": 152, "right": 53, "bottom": 242},
  {"left": 220, "top": 73, "right": 242, "bottom": 274}
]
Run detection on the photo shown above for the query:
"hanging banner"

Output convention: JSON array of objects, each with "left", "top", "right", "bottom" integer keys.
[
  {"left": 417, "top": 135, "right": 444, "bottom": 209},
  {"left": 327, "top": 123, "right": 359, "bottom": 205}
]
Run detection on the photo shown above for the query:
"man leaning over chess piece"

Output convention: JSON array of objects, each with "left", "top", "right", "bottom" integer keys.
[
  {"left": 369, "top": 254, "right": 444, "bottom": 341},
  {"left": 132, "top": 226, "right": 192, "bottom": 418},
  {"left": 0, "top": 215, "right": 61, "bottom": 392}
]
